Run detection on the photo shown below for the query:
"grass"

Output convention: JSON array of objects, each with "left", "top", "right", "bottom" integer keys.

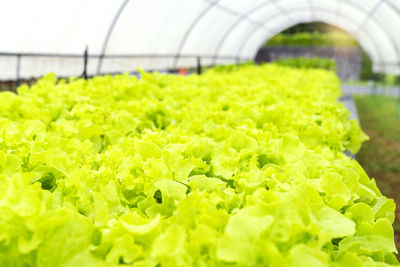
[
  {"left": 353, "top": 94, "right": 400, "bottom": 256},
  {"left": 342, "top": 80, "right": 399, "bottom": 89}
]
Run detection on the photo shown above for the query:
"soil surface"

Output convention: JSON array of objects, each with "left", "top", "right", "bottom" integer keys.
[{"left": 354, "top": 95, "right": 400, "bottom": 259}]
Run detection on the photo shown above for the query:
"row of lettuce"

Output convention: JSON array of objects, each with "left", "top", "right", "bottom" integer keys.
[
  {"left": 265, "top": 32, "right": 359, "bottom": 47},
  {"left": 0, "top": 64, "right": 397, "bottom": 266},
  {"left": 211, "top": 58, "right": 337, "bottom": 73},
  {"left": 264, "top": 31, "right": 400, "bottom": 83}
]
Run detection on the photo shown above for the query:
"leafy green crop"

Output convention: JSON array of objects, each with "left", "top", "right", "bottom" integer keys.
[
  {"left": 265, "top": 32, "right": 359, "bottom": 47},
  {"left": 0, "top": 64, "right": 396, "bottom": 266},
  {"left": 275, "top": 57, "right": 337, "bottom": 72}
]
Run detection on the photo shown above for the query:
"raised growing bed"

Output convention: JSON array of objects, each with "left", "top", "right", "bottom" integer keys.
[{"left": 0, "top": 64, "right": 396, "bottom": 266}]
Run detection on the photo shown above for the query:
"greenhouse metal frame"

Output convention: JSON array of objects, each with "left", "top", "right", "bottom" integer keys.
[{"left": 1, "top": 0, "right": 399, "bottom": 80}]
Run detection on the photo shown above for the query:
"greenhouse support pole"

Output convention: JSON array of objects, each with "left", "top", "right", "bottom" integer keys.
[
  {"left": 372, "top": 81, "right": 377, "bottom": 96},
  {"left": 16, "top": 54, "right": 21, "bottom": 87},
  {"left": 372, "top": 73, "right": 378, "bottom": 96},
  {"left": 197, "top": 56, "right": 202, "bottom": 75},
  {"left": 83, "top": 45, "right": 88, "bottom": 79}
]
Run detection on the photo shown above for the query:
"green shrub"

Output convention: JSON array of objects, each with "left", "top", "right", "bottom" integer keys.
[
  {"left": 275, "top": 57, "right": 337, "bottom": 72},
  {"left": 204, "top": 60, "right": 255, "bottom": 73},
  {"left": 360, "top": 50, "right": 374, "bottom": 81}
]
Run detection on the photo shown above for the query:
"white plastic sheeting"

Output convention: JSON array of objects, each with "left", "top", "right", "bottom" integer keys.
[{"left": 0, "top": 0, "right": 399, "bottom": 79}]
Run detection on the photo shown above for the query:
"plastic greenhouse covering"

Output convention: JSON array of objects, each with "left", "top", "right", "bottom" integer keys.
[{"left": 1, "top": 0, "right": 400, "bottom": 80}]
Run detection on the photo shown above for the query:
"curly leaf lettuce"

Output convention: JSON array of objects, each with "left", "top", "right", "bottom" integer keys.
[{"left": 0, "top": 65, "right": 395, "bottom": 266}]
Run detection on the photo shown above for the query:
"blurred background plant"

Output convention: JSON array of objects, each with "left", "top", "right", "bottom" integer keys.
[
  {"left": 260, "top": 22, "right": 392, "bottom": 83},
  {"left": 274, "top": 57, "right": 337, "bottom": 72},
  {"left": 266, "top": 32, "right": 358, "bottom": 47}
]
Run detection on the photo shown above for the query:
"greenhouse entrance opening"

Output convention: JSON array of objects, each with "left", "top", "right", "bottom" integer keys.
[{"left": 255, "top": 22, "right": 373, "bottom": 81}]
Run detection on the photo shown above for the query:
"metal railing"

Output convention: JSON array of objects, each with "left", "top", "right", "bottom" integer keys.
[{"left": 0, "top": 51, "right": 251, "bottom": 84}]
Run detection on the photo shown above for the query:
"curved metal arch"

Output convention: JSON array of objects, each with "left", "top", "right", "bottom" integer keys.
[
  {"left": 269, "top": 0, "right": 295, "bottom": 23},
  {"left": 211, "top": 0, "right": 399, "bottom": 33},
  {"left": 328, "top": 0, "right": 400, "bottom": 64},
  {"left": 385, "top": 0, "right": 400, "bottom": 16},
  {"left": 172, "top": 0, "right": 271, "bottom": 68},
  {"left": 235, "top": 7, "right": 384, "bottom": 66},
  {"left": 210, "top": 0, "right": 400, "bottom": 70},
  {"left": 332, "top": 0, "right": 399, "bottom": 61},
  {"left": 213, "top": 0, "right": 398, "bottom": 69},
  {"left": 356, "top": 0, "right": 384, "bottom": 32},
  {"left": 178, "top": 0, "right": 295, "bottom": 67},
  {"left": 201, "top": 0, "right": 240, "bottom": 17},
  {"left": 384, "top": 0, "right": 400, "bottom": 72},
  {"left": 96, "top": 0, "right": 131, "bottom": 75},
  {"left": 210, "top": 0, "right": 295, "bottom": 65},
  {"left": 211, "top": 0, "right": 391, "bottom": 66},
  {"left": 339, "top": 0, "right": 400, "bottom": 70},
  {"left": 306, "top": 0, "right": 314, "bottom": 20},
  {"left": 335, "top": 0, "right": 342, "bottom": 18},
  {"left": 212, "top": 0, "right": 292, "bottom": 65},
  {"left": 323, "top": 0, "right": 400, "bottom": 63},
  {"left": 172, "top": 0, "right": 222, "bottom": 69},
  {"left": 200, "top": 0, "right": 270, "bottom": 27}
]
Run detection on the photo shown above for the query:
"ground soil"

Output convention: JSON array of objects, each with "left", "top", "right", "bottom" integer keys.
[{"left": 355, "top": 96, "right": 400, "bottom": 260}]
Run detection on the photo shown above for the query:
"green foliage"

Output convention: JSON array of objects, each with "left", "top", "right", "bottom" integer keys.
[
  {"left": 275, "top": 57, "right": 337, "bottom": 72},
  {"left": 382, "top": 75, "right": 400, "bottom": 87},
  {"left": 266, "top": 32, "right": 359, "bottom": 47},
  {"left": 0, "top": 64, "right": 396, "bottom": 266},
  {"left": 353, "top": 94, "right": 400, "bottom": 250},
  {"left": 359, "top": 69, "right": 400, "bottom": 85},
  {"left": 354, "top": 95, "right": 400, "bottom": 142},
  {"left": 281, "top": 22, "right": 345, "bottom": 35},
  {"left": 360, "top": 50, "right": 374, "bottom": 81},
  {"left": 204, "top": 60, "right": 255, "bottom": 73}
]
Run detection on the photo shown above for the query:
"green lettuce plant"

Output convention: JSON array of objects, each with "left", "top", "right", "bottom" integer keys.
[{"left": 0, "top": 64, "right": 396, "bottom": 266}]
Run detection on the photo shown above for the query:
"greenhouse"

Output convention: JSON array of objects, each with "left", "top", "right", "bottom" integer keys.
[
  {"left": 1, "top": 0, "right": 400, "bottom": 79},
  {"left": 1, "top": 0, "right": 400, "bottom": 266}
]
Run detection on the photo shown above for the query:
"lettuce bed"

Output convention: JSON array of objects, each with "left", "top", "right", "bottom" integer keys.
[{"left": 0, "top": 64, "right": 397, "bottom": 266}]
